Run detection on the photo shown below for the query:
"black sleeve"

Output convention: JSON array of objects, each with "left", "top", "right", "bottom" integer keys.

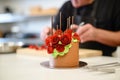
[
  {"left": 53, "top": 1, "right": 74, "bottom": 31},
  {"left": 113, "top": 0, "right": 120, "bottom": 31}
]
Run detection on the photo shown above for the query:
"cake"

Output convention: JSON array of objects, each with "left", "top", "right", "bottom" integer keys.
[{"left": 45, "top": 29, "right": 80, "bottom": 68}]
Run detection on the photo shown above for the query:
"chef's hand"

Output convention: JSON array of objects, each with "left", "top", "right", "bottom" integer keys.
[
  {"left": 40, "top": 27, "right": 55, "bottom": 41},
  {"left": 71, "top": 24, "right": 98, "bottom": 43}
]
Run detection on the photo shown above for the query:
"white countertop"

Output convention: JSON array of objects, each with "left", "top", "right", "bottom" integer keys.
[{"left": 0, "top": 53, "right": 119, "bottom": 80}]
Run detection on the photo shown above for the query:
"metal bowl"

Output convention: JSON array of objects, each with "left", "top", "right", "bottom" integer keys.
[{"left": 0, "top": 42, "right": 23, "bottom": 53}]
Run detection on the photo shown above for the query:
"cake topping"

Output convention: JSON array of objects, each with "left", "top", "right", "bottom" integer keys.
[
  {"left": 54, "top": 30, "right": 63, "bottom": 35},
  {"left": 45, "top": 14, "right": 80, "bottom": 58},
  {"left": 45, "top": 29, "right": 80, "bottom": 58}
]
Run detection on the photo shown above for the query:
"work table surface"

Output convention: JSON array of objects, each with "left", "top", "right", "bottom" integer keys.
[{"left": 0, "top": 53, "right": 119, "bottom": 80}]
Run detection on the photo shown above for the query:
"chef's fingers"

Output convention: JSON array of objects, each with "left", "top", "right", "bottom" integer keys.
[
  {"left": 80, "top": 31, "right": 90, "bottom": 43},
  {"left": 76, "top": 24, "right": 91, "bottom": 35},
  {"left": 40, "top": 27, "right": 51, "bottom": 41},
  {"left": 70, "top": 24, "right": 79, "bottom": 31}
]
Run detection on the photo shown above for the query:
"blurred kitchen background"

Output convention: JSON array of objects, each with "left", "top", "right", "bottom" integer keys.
[
  {"left": 0, "top": 0, "right": 67, "bottom": 37},
  {"left": 0, "top": 0, "right": 120, "bottom": 57},
  {"left": 0, "top": 0, "right": 66, "bottom": 45}
]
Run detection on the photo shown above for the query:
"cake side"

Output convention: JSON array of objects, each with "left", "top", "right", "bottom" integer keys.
[{"left": 54, "top": 42, "right": 79, "bottom": 67}]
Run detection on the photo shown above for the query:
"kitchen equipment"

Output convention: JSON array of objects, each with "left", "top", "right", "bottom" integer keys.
[
  {"left": 0, "top": 42, "right": 23, "bottom": 53},
  {"left": 85, "top": 62, "right": 120, "bottom": 73}
]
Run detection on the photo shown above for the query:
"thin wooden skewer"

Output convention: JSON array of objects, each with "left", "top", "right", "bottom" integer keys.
[
  {"left": 67, "top": 18, "right": 69, "bottom": 29},
  {"left": 72, "top": 16, "right": 76, "bottom": 32},
  {"left": 72, "top": 16, "right": 74, "bottom": 24},
  {"left": 60, "top": 12, "right": 62, "bottom": 30},
  {"left": 57, "top": 25, "right": 59, "bottom": 30},
  {"left": 51, "top": 16, "right": 54, "bottom": 35},
  {"left": 69, "top": 16, "right": 71, "bottom": 29}
]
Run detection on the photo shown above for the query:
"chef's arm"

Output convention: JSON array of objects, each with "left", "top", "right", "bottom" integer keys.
[
  {"left": 95, "top": 29, "right": 120, "bottom": 47},
  {"left": 71, "top": 24, "right": 120, "bottom": 47}
]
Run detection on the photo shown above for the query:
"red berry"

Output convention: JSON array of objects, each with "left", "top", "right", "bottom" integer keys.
[
  {"left": 56, "top": 44, "right": 65, "bottom": 52},
  {"left": 54, "top": 30, "right": 63, "bottom": 35},
  {"left": 61, "top": 33, "right": 71, "bottom": 45},
  {"left": 29, "top": 45, "right": 36, "bottom": 49},
  {"left": 47, "top": 46, "right": 54, "bottom": 54},
  {"left": 73, "top": 33, "right": 80, "bottom": 41},
  {"left": 51, "top": 34, "right": 60, "bottom": 45},
  {"left": 64, "top": 29, "right": 73, "bottom": 35}
]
